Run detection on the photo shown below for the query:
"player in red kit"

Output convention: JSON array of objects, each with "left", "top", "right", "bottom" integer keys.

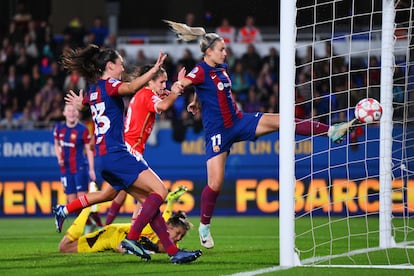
[{"left": 105, "top": 65, "right": 186, "bottom": 225}]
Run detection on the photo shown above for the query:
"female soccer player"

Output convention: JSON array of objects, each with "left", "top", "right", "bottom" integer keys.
[
  {"left": 164, "top": 20, "right": 354, "bottom": 249},
  {"left": 58, "top": 44, "right": 201, "bottom": 264},
  {"left": 59, "top": 189, "right": 191, "bottom": 256},
  {"left": 105, "top": 65, "right": 186, "bottom": 225},
  {"left": 53, "top": 66, "right": 187, "bottom": 226},
  {"left": 53, "top": 103, "right": 96, "bottom": 203},
  {"left": 53, "top": 103, "right": 102, "bottom": 230}
]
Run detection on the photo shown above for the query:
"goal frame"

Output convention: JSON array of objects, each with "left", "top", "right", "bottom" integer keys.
[{"left": 279, "top": 0, "right": 398, "bottom": 267}]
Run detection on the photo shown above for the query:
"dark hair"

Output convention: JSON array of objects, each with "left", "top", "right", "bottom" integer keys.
[
  {"left": 60, "top": 44, "right": 120, "bottom": 83},
  {"left": 167, "top": 211, "right": 192, "bottom": 231}
]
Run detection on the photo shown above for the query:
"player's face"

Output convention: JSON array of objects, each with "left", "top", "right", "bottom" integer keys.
[
  {"left": 111, "top": 56, "right": 124, "bottom": 79},
  {"left": 150, "top": 72, "right": 168, "bottom": 99},
  {"left": 63, "top": 104, "right": 79, "bottom": 124},
  {"left": 208, "top": 40, "right": 227, "bottom": 66},
  {"left": 167, "top": 224, "right": 187, "bottom": 243}
]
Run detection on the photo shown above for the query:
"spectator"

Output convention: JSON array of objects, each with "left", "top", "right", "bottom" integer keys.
[
  {"left": 265, "top": 88, "right": 279, "bottom": 113},
  {"left": 31, "top": 63, "right": 44, "bottom": 93},
  {"left": 14, "top": 45, "right": 34, "bottom": 75},
  {"left": 63, "top": 70, "right": 86, "bottom": 92},
  {"left": 7, "top": 21, "right": 23, "bottom": 46},
  {"left": 23, "top": 32, "right": 39, "bottom": 59},
  {"left": 185, "top": 12, "right": 196, "bottom": 27},
  {"left": 13, "top": 1, "right": 32, "bottom": 34},
  {"left": 45, "top": 92, "right": 64, "bottom": 124},
  {"left": 88, "top": 16, "right": 109, "bottom": 47},
  {"left": 255, "top": 70, "right": 272, "bottom": 102},
  {"left": 258, "top": 62, "right": 276, "bottom": 91},
  {"left": 48, "top": 60, "right": 66, "bottom": 90},
  {"left": 17, "top": 104, "right": 36, "bottom": 129},
  {"left": 0, "top": 37, "right": 14, "bottom": 75},
  {"left": 7, "top": 65, "right": 18, "bottom": 91},
  {"left": 216, "top": 18, "right": 235, "bottom": 44},
  {"left": 262, "top": 47, "right": 279, "bottom": 77},
  {"left": 0, "top": 82, "right": 13, "bottom": 117},
  {"left": 0, "top": 107, "right": 18, "bottom": 129},
  {"left": 15, "top": 73, "right": 35, "bottom": 112},
  {"left": 27, "top": 20, "right": 42, "bottom": 51},
  {"left": 240, "top": 43, "right": 262, "bottom": 78},
  {"left": 32, "top": 92, "right": 47, "bottom": 122},
  {"left": 237, "top": 16, "right": 262, "bottom": 43},
  {"left": 296, "top": 71, "right": 312, "bottom": 117},
  {"left": 104, "top": 33, "right": 117, "bottom": 49},
  {"left": 177, "top": 48, "right": 196, "bottom": 72},
  {"left": 230, "top": 60, "right": 254, "bottom": 103},
  {"left": 63, "top": 16, "right": 86, "bottom": 48},
  {"left": 135, "top": 49, "right": 151, "bottom": 67},
  {"left": 243, "top": 86, "right": 262, "bottom": 113}
]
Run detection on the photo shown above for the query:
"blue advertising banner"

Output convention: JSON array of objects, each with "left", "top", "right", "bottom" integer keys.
[{"left": 0, "top": 126, "right": 413, "bottom": 217}]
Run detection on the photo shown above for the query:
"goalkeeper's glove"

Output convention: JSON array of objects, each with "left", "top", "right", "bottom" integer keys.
[{"left": 139, "top": 236, "right": 160, "bottom": 253}]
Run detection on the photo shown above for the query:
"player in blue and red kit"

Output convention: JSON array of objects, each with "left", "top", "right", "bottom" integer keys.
[
  {"left": 53, "top": 103, "right": 96, "bottom": 203},
  {"left": 55, "top": 44, "right": 201, "bottom": 264},
  {"left": 164, "top": 20, "right": 355, "bottom": 249},
  {"left": 53, "top": 103, "right": 102, "bottom": 231}
]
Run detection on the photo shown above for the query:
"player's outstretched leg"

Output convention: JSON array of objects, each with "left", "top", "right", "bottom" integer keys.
[
  {"left": 53, "top": 205, "right": 67, "bottom": 233},
  {"left": 167, "top": 185, "right": 188, "bottom": 202},
  {"left": 170, "top": 249, "right": 202, "bottom": 264},
  {"left": 121, "top": 238, "right": 151, "bottom": 261},
  {"left": 327, "top": 118, "right": 357, "bottom": 143},
  {"left": 199, "top": 223, "right": 214, "bottom": 249}
]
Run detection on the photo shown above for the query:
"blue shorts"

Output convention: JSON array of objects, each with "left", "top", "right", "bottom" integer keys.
[
  {"left": 205, "top": 112, "right": 263, "bottom": 160},
  {"left": 61, "top": 166, "right": 89, "bottom": 194},
  {"left": 97, "top": 149, "right": 148, "bottom": 191}
]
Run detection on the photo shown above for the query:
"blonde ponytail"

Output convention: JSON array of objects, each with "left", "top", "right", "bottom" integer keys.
[{"left": 163, "top": 20, "right": 206, "bottom": 41}]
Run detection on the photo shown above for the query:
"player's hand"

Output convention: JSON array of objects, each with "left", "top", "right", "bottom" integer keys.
[
  {"left": 177, "top": 67, "right": 186, "bottom": 81},
  {"left": 65, "top": 89, "right": 84, "bottom": 111},
  {"left": 171, "top": 81, "right": 183, "bottom": 95},
  {"left": 154, "top": 51, "right": 167, "bottom": 70}
]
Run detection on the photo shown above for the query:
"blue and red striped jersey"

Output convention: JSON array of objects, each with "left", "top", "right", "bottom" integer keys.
[
  {"left": 83, "top": 78, "right": 126, "bottom": 156},
  {"left": 53, "top": 122, "right": 91, "bottom": 174},
  {"left": 185, "top": 61, "right": 242, "bottom": 134}
]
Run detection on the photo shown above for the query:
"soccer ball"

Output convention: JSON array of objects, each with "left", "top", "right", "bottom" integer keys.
[{"left": 354, "top": 98, "right": 383, "bottom": 123}]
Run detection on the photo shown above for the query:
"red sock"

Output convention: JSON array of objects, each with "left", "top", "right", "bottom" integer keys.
[
  {"left": 105, "top": 201, "right": 122, "bottom": 225},
  {"left": 90, "top": 212, "right": 103, "bottom": 227},
  {"left": 200, "top": 185, "right": 220, "bottom": 225},
  {"left": 295, "top": 118, "right": 329, "bottom": 136},
  {"left": 66, "top": 195, "right": 90, "bottom": 214},
  {"left": 127, "top": 193, "right": 164, "bottom": 241},
  {"left": 150, "top": 211, "right": 179, "bottom": 256}
]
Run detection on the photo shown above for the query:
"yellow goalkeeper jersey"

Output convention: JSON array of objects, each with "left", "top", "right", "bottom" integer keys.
[{"left": 77, "top": 217, "right": 169, "bottom": 253}]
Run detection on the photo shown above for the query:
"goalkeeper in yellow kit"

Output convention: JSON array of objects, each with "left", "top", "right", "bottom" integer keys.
[{"left": 58, "top": 186, "right": 191, "bottom": 254}]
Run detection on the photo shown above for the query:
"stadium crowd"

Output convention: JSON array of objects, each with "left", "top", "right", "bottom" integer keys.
[{"left": 0, "top": 11, "right": 393, "bottom": 133}]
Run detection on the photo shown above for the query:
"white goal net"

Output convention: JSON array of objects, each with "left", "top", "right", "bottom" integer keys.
[{"left": 280, "top": 0, "right": 414, "bottom": 268}]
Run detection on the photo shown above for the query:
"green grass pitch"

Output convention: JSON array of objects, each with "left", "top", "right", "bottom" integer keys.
[{"left": 0, "top": 216, "right": 413, "bottom": 275}]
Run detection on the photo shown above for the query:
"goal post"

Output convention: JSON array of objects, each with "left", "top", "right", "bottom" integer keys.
[
  {"left": 379, "top": 0, "right": 396, "bottom": 249},
  {"left": 279, "top": 0, "right": 298, "bottom": 268},
  {"left": 279, "top": 0, "right": 414, "bottom": 268}
]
